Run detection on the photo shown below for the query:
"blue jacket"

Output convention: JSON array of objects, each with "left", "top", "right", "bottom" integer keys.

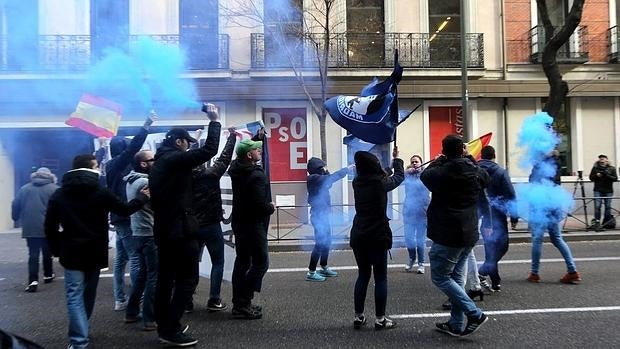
[
  {"left": 306, "top": 157, "right": 349, "bottom": 215},
  {"left": 403, "top": 169, "right": 429, "bottom": 219}
]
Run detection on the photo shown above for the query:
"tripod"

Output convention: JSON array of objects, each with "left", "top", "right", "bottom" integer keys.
[{"left": 564, "top": 170, "right": 589, "bottom": 230}]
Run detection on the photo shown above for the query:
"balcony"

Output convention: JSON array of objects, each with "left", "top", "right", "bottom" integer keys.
[
  {"left": 250, "top": 32, "right": 484, "bottom": 69},
  {"left": 608, "top": 26, "right": 619, "bottom": 63},
  {"left": 0, "top": 34, "right": 229, "bottom": 72},
  {"left": 529, "top": 25, "right": 589, "bottom": 64}
]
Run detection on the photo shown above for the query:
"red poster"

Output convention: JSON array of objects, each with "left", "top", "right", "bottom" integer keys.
[
  {"left": 428, "top": 106, "right": 463, "bottom": 158},
  {"left": 262, "top": 108, "right": 308, "bottom": 182}
]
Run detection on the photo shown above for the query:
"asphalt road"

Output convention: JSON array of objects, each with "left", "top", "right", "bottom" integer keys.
[{"left": 1, "top": 231, "right": 619, "bottom": 348}]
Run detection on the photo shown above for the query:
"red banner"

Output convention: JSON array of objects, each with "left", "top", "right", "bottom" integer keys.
[{"left": 263, "top": 108, "right": 308, "bottom": 182}]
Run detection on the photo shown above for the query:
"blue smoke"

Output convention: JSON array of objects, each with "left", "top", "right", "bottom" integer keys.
[{"left": 514, "top": 112, "right": 574, "bottom": 235}]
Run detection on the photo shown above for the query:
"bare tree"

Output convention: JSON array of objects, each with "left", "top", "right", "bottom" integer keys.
[
  {"left": 536, "top": 0, "right": 585, "bottom": 118},
  {"left": 223, "top": 0, "right": 341, "bottom": 161}
]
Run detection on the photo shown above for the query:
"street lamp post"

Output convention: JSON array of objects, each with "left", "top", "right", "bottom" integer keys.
[{"left": 460, "top": 0, "right": 469, "bottom": 141}]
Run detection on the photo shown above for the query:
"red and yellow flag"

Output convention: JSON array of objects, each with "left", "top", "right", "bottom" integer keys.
[
  {"left": 66, "top": 94, "right": 122, "bottom": 137},
  {"left": 466, "top": 132, "right": 493, "bottom": 160}
]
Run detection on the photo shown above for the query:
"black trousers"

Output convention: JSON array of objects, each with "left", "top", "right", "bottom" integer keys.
[
  {"left": 155, "top": 239, "right": 200, "bottom": 336},
  {"left": 231, "top": 222, "right": 269, "bottom": 308}
]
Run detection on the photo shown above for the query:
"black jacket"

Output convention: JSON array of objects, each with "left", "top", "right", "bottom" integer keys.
[
  {"left": 421, "top": 156, "right": 490, "bottom": 248},
  {"left": 192, "top": 132, "right": 236, "bottom": 226},
  {"left": 149, "top": 122, "right": 221, "bottom": 242},
  {"left": 306, "top": 157, "right": 349, "bottom": 214},
  {"left": 589, "top": 162, "right": 617, "bottom": 194},
  {"left": 106, "top": 127, "right": 148, "bottom": 224},
  {"left": 228, "top": 159, "right": 274, "bottom": 226},
  {"left": 349, "top": 152, "right": 404, "bottom": 250},
  {"left": 44, "top": 169, "right": 147, "bottom": 270}
]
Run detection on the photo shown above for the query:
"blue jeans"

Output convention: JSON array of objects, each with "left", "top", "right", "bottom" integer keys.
[
  {"left": 530, "top": 222, "right": 577, "bottom": 274},
  {"left": 126, "top": 236, "right": 158, "bottom": 324},
  {"left": 478, "top": 210, "right": 510, "bottom": 287},
  {"left": 352, "top": 245, "right": 388, "bottom": 317},
  {"left": 64, "top": 268, "right": 100, "bottom": 348},
  {"left": 429, "top": 243, "right": 483, "bottom": 332},
  {"left": 196, "top": 224, "right": 225, "bottom": 299},
  {"left": 404, "top": 218, "right": 427, "bottom": 265},
  {"left": 308, "top": 213, "right": 332, "bottom": 271},
  {"left": 113, "top": 222, "right": 134, "bottom": 303},
  {"left": 26, "top": 237, "right": 53, "bottom": 283},
  {"left": 593, "top": 191, "right": 613, "bottom": 221}
]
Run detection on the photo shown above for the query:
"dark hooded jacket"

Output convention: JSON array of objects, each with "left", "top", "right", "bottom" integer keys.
[
  {"left": 192, "top": 132, "right": 236, "bottom": 226},
  {"left": 228, "top": 159, "right": 274, "bottom": 227},
  {"left": 106, "top": 128, "right": 148, "bottom": 225},
  {"left": 589, "top": 161, "right": 617, "bottom": 194},
  {"left": 421, "top": 156, "right": 489, "bottom": 248},
  {"left": 44, "top": 169, "right": 148, "bottom": 270},
  {"left": 307, "top": 157, "right": 349, "bottom": 215},
  {"left": 12, "top": 170, "right": 59, "bottom": 238},
  {"left": 349, "top": 151, "right": 404, "bottom": 249},
  {"left": 149, "top": 122, "right": 220, "bottom": 242}
]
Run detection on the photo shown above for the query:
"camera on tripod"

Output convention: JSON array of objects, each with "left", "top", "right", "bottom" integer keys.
[{"left": 577, "top": 170, "right": 583, "bottom": 180}]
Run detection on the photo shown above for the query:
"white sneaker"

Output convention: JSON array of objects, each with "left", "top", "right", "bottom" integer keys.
[
  {"left": 404, "top": 259, "right": 414, "bottom": 272},
  {"left": 114, "top": 300, "right": 127, "bottom": 311},
  {"left": 416, "top": 265, "right": 425, "bottom": 274}
]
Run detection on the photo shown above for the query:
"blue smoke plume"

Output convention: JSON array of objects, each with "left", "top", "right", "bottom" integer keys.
[{"left": 514, "top": 112, "right": 574, "bottom": 235}]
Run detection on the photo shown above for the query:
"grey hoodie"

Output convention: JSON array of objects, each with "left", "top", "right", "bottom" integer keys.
[{"left": 124, "top": 170, "right": 153, "bottom": 236}]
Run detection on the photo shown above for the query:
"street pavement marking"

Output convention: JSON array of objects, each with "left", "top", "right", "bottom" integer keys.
[
  {"left": 391, "top": 306, "right": 620, "bottom": 319},
  {"left": 57, "top": 256, "right": 620, "bottom": 279},
  {"left": 266, "top": 256, "right": 620, "bottom": 273}
]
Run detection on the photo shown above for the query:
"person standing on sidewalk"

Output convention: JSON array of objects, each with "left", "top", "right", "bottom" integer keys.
[
  {"left": 123, "top": 150, "right": 158, "bottom": 331},
  {"left": 228, "top": 138, "right": 275, "bottom": 319},
  {"left": 588, "top": 154, "right": 617, "bottom": 231},
  {"left": 12, "top": 167, "right": 60, "bottom": 292},
  {"left": 304, "top": 157, "right": 353, "bottom": 282},
  {"left": 45, "top": 154, "right": 149, "bottom": 349},
  {"left": 186, "top": 127, "right": 237, "bottom": 312},
  {"left": 420, "top": 135, "right": 490, "bottom": 337},
  {"left": 350, "top": 147, "right": 404, "bottom": 330},
  {"left": 477, "top": 145, "right": 518, "bottom": 292},
  {"left": 107, "top": 113, "right": 155, "bottom": 311},
  {"left": 149, "top": 104, "right": 221, "bottom": 347},
  {"left": 402, "top": 155, "right": 430, "bottom": 274}
]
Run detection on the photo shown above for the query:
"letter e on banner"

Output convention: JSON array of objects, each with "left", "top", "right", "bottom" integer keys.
[{"left": 262, "top": 108, "right": 308, "bottom": 181}]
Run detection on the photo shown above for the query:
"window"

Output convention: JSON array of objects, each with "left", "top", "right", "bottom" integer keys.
[
  {"left": 179, "top": 0, "right": 219, "bottom": 69},
  {"left": 91, "top": 0, "right": 129, "bottom": 60},
  {"left": 428, "top": 0, "right": 461, "bottom": 67},
  {"left": 346, "top": 0, "right": 384, "bottom": 67},
  {"left": 263, "top": 0, "right": 303, "bottom": 67},
  {"left": 542, "top": 97, "right": 572, "bottom": 176}
]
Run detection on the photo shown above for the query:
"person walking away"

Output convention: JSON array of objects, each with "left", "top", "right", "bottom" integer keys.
[
  {"left": 12, "top": 167, "right": 60, "bottom": 292},
  {"left": 402, "top": 155, "right": 430, "bottom": 274},
  {"left": 588, "top": 154, "right": 617, "bottom": 231},
  {"left": 228, "top": 138, "right": 275, "bottom": 319},
  {"left": 350, "top": 147, "right": 404, "bottom": 330},
  {"left": 527, "top": 150, "right": 581, "bottom": 284},
  {"left": 107, "top": 113, "right": 154, "bottom": 311},
  {"left": 305, "top": 157, "right": 353, "bottom": 282},
  {"left": 420, "top": 135, "right": 490, "bottom": 337},
  {"left": 477, "top": 145, "right": 517, "bottom": 292},
  {"left": 149, "top": 104, "right": 221, "bottom": 347},
  {"left": 44, "top": 154, "right": 149, "bottom": 349},
  {"left": 123, "top": 150, "right": 158, "bottom": 330},
  {"left": 187, "top": 127, "right": 237, "bottom": 312}
]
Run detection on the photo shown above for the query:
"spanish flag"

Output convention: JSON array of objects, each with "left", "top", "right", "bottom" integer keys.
[
  {"left": 466, "top": 132, "right": 493, "bottom": 160},
  {"left": 66, "top": 94, "right": 122, "bottom": 137}
]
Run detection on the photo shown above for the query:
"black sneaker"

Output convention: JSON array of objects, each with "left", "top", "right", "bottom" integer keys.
[
  {"left": 232, "top": 305, "right": 262, "bottom": 320},
  {"left": 43, "top": 274, "right": 55, "bottom": 284},
  {"left": 207, "top": 298, "right": 228, "bottom": 312},
  {"left": 184, "top": 301, "right": 194, "bottom": 314},
  {"left": 353, "top": 315, "right": 366, "bottom": 329},
  {"left": 158, "top": 332, "right": 198, "bottom": 347},
  {"left": 25, "top": 281, "right": 38, "bottom": 293},
  {"left": 461, "top": 313, "right": 488, "bottom": 336},
  {"left": 374, "top": 317, "right": 396, "bottom": 330},
  {"left": 435, "top": 322, "right": 462, "bottom": 337},
  {"left": 491, "top": 284, "right": 501, "bottom": 292}
]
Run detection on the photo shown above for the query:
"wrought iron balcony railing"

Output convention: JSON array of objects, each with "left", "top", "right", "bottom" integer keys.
[
  {"left": 608, "top": 26, "right": 619, "bottom": 63},
  {"left": 0, "top": 34, "right": 229, "bottom": 72},
  {"left": 250, "top": 32, "right": 484, "bottom": 69},
  {"left": 529, "top": 25, "right": 589, "bottom": 64}
]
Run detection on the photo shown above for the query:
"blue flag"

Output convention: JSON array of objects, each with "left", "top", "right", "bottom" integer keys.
[{"left": 325, "top": 64, "right": 403, "bottom": 145}]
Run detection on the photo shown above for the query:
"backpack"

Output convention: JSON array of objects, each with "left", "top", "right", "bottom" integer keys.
[{"left": 603, "top": 214, "right": 616, "bottom": 229}]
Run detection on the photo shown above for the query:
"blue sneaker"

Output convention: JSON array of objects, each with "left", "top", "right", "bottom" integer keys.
[
  {"left": 318, "top": 266, "right": 338, "bottom": 277},
  {"left": 306, "top": 271, "right": 326, "bottom": 282}
]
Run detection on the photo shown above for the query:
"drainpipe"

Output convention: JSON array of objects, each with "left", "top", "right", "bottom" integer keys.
[{"left": 500, "top": 0, "right": 510, "bottom": 169}]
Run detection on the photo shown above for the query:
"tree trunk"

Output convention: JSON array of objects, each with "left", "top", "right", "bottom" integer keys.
[{"left": 537, "top": 0, "right": 585, "bottom": 118}]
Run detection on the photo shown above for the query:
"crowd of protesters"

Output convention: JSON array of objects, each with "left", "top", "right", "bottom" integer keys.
[{"left": 10, "top": 102, "right": 601, "bottom": 347}]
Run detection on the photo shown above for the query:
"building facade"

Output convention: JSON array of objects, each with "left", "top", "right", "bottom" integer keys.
[{"left": 1, "top": 0, "right": 620, "bottom": 230}]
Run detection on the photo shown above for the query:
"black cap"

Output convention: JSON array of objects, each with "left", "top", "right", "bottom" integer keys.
[{"left": 165, "top": 128, "right": 197, "bottom": 143}]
